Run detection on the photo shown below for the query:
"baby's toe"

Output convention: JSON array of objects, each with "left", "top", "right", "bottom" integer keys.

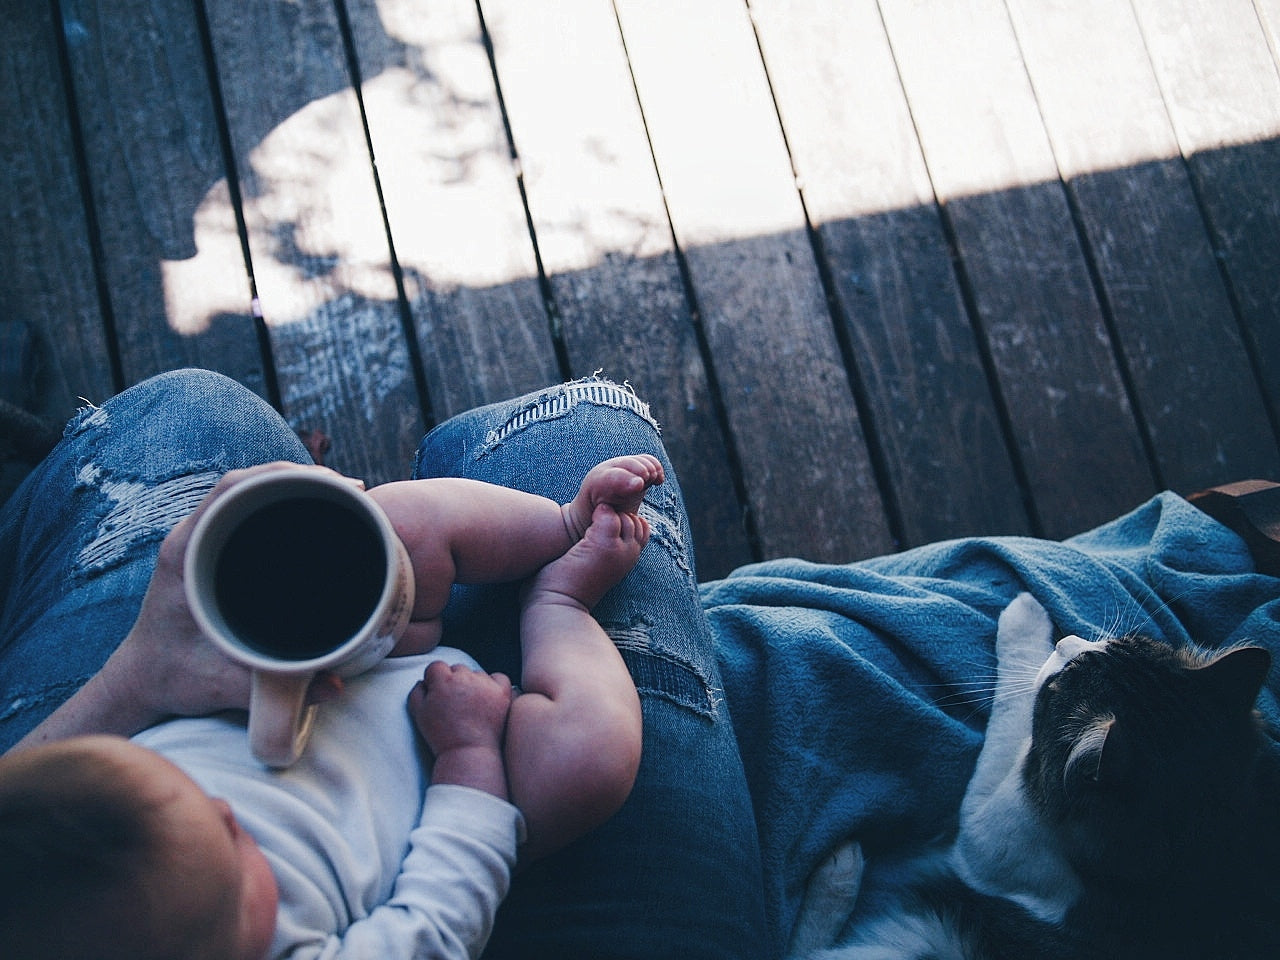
[
  {"left": 588, "top": 502, "right": 622, "bottom": 538},
  {"left": 637, "top": 454, "right": 664, "bottom": 484}
]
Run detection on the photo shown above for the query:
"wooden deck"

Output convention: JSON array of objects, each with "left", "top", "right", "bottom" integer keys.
[{"left": 4, "top": 0, "right": 1280, "bottom": 579}]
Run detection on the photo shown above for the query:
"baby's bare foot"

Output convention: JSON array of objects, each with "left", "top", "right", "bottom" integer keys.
[
  {"left": 533, "top": 503, "right": 650, "bottom": 610},
  {"left": 563, "top": 455, "right": 664, "bottom": 539}
]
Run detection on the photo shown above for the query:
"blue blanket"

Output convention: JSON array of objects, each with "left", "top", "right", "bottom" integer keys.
[{"left": 702, "top": 492, "right": 1280, "bottom": 951}]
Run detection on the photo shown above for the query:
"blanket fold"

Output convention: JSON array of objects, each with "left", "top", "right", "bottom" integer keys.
[{"left": 703, "top": 492, "right": 1280, "bottom": 951}]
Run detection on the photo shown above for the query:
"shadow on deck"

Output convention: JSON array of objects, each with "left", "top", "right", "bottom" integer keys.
[{"left": 4, "top": 0, "right": 1280, "bottom": 579}]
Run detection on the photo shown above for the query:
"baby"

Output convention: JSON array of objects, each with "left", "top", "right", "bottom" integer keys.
[{"left": 0, "top": 455, "right": 663, "bottom": 960}]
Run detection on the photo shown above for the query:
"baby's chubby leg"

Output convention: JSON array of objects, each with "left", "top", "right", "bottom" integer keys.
[
  {"left": 561, "top": 454, "right": 664, "bottom": 540},
  {"left": 504, "top": 504, "right": 648, "bottom": 861}
]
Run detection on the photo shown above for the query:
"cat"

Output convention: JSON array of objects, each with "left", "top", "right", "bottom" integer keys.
[{"left": 790, "top": 593, "right": 1280, "bottom": 960}]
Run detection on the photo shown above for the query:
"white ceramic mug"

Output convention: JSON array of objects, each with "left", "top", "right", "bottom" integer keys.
[{"left": 185, "top": 470, "right": 414, "bottom": 767}]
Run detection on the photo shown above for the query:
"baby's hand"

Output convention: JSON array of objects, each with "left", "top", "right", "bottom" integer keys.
[
  {"left": 411, "top": 661, "right": 512, "bottom": 754},
  {"left": 564, "top": 454, "right": 664, "bottom": 539},
  {"left": 409, "top": 661, "right": 512, "bottom": 799}
]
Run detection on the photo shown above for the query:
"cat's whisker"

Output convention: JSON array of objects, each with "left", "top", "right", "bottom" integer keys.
[
  {"left": 934, "top": 691, "right": 1001, "bottom": 725},
  {"left": 920, "top": 681, "right": 998, "bottom": 712},
  {"left": 1090, "top": 598, "right": 1127, "bottom": 644},
  {"left": 1097, "top": 586, "right": 1196, "bottom": 645},
  {"left": 930, "top": 682, "right": 997, "bottom": 699},
  {"left": 997, "top": 660, "right": 1045, "bottom": 685},
  {"left": 934, "top": 692, "right": 995, "bottom": 710},
  {"left": 919, "top": 676, "right": 1000, "bottom": 689}
]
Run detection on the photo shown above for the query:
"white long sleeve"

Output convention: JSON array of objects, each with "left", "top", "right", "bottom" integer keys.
[
  {"left": 134, "top": 649, "right": 522, "bottom": 960},
  {"left": 280, "top": 785, "right": 520, "bottom": 960}
]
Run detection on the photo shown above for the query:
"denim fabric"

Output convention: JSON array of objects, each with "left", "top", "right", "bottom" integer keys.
[
  {"left": 0, "top": 370, "right": 310, "bottom": 747},
  {"left": 413, "top": 379, "right": 768, "bottom": 959},
  {"left": 0, "top": 371, "right": 768, "bottom": 957}
]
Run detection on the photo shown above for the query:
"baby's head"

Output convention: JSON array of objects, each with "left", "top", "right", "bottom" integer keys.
[{"left": 0, "top": 735, "right": 277, "bottom": 960}]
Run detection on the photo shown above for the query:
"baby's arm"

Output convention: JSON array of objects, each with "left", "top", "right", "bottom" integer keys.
[
  {"left": 283, "top": 664, "right": 520, "bottom": 959},
  {"left": 369, "top": 455, "right": 663, "bottom": 650},
  {"left": 503, "top": 504, "right": 647, "bottom": 861}
]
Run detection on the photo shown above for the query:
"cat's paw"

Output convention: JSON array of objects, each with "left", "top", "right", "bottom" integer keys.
[
  {"left": 996, "top": 592, "right": 1055, "bottom": 668},
  {"left": 787, "top": 840, "right": 865, "bottom": 958}
]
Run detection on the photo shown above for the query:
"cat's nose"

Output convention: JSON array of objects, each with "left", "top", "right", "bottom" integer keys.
[{"left": 1055, "top": 635, "right": 1093, "bottom": 661}]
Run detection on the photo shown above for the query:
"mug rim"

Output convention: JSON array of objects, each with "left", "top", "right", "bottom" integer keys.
[{"left": 184, "top": 469, "right": 401, "bottom": 674}]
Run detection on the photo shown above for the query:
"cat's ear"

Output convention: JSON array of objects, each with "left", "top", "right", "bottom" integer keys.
[
  {"left": 1064, "top": 717, "right": 1121, "bottom": 788},
  {"left": 1196, "top": 646, "right": 1271, "bottom": 713}
]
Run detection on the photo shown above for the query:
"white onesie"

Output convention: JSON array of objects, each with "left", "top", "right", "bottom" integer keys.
[{"left": 134, "top": 648, "right": 523, "bottom": 959}]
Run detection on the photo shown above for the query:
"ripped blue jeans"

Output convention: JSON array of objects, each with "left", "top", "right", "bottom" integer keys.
[
  {"left": 0, "top": 369, "right": 312, "bottom": 739},
  {"left": 0, "top": 369, "right": 767, "bottom": 959}
]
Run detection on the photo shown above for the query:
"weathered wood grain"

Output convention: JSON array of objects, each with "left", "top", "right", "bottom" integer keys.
[
  {"left": 56, "top": 0, "right": 263, "bottom": 395},
  {"left": 347, "top": 0, "right": 560, "bottom": 422},
  {"left": 879, "top": 0, "right": 1155, "bottom": 539},
  {"left": 14, "top": 0, "right": 1279, "bottom": 561},
  {"left": 1262, "top": 0, "right": 1280, "bottom": 62},
  {"left": 0, "top": 1, "right": 114, "bottom": 418},
  {"left": 1134, "top": 0, "right": 1280, "bottom": 451},
  {"left": 203, "top": 0, "right": 423, "bottom": 484},
  {"left": 749, "top": 0, "right": 1031, "bottom": 545},
  {"left": 614, "top": 0, "right": 894, "bottom": 562},
  {"left": 481, "top": 0, "right": 752, "bottom": 577},
  {"left": 1008, "top": 0, "right": 1280, "bottom": 492}
]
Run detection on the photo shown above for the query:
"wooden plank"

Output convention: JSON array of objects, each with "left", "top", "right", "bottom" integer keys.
[
  {"left": 1134, "top": 0, "right": 1280, "bottom": 453},
  {"left": 1007, "top": 0, "right": 1280, "bottom": 491},
  {"left": 1263, "top": 0, "right": 1280, "bottom": 67},
  {"left": 878, "top": 0, "right": 1155, "bottom": 539},
  {"left": 748, "top": 0, "right": 1031, "bottom": 545},
  {"left": 614, "top": 0, "right": 894, "bottom": 562},
  {"left": 56, "top": 0, "right": 264, "bottom": 395},
  {"left": 346, "top": 0, "right": 560, "bottom": 421},
  {"left": 202, "top": 0, "right": 423, "bottom": 485},
  {"left": 0, "top": 1, "right": 114, "bottom": 419},
  {"left": 480, "top": 0, "right": 752, "bottom": 577}
]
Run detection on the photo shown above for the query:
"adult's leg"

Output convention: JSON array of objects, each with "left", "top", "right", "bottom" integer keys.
[
  {"left": 413, "top": 378, "right": 768, "bottom": 960},
  {"left": 0, "top": 370, "right": 310, "bottom": 749}
]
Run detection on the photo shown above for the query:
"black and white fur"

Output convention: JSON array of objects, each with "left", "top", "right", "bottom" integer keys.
[{"left": 790, "top": 593, "right": 1279, "bottom": 960}]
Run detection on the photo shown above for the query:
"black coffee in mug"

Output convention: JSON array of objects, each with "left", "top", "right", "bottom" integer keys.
[{"left": 213, "top": 496, "right": 388, "bottom": 661}]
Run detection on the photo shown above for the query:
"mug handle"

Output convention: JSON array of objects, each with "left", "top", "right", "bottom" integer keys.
[{"left": 248, "top": 671, "right": 318, "bottom": 768}]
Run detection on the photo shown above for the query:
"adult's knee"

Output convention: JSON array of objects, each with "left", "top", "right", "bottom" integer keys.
[
  {"left": 416, "top": 378, "right": 669, "bottom": 494},
  {"left": 90, "top": 369, "right": 308, "bottom": 473},
  {"left": 114, "top": 368, "right": 261, "bottom": 420}
]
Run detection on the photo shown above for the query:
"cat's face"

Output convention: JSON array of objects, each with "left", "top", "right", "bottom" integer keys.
[{"left": 1022, "top": 634, "right": 1270, "bottom": 882}]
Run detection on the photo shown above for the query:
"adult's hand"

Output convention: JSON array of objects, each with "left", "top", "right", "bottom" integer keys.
[{"left": 11, "top": 462, "right": 345, "bottom": 751}]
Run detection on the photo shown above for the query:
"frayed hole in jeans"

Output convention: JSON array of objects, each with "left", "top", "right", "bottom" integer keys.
[
  {"left": 481, "top": 378, "right": 659, "bottom": 454},
  {"left": 74, "top": 467, "right": 220, "bottom": 574},
  {"left": 609, "top": 621, "right": 718, "bottom": 720}
]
